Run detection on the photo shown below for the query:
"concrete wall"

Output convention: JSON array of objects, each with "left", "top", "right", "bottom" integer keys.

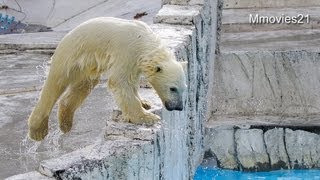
[{"left": 212, "top": 51, "right": 320, "bottom": 116}]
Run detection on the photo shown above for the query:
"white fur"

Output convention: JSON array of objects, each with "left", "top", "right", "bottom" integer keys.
[{"left": 27, "top": 17, "right": 186, "bottom": 141}]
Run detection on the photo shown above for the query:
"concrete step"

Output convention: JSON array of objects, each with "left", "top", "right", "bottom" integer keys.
[
  {"left": 154, "top": 4, "right": 202, "bottom": 25},
  {"left": 222, "top": 6, "right": 320, "bottom": 33},
  {"left": 224, "top": 0, "right": 320, "bottom": 9},
  {"left": 207, "top": 115, "right": 320, "bottom": 128},
  {"left": 221, "top": 29, "right": 320, "bottom": 52},
  {"left": 0, "top": 31, "right": 66, "bottom": 51}
]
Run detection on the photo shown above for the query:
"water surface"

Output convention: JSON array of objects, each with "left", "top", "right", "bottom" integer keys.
[{"left": 195, "top": 166, "right": 320, "bottom": 180}]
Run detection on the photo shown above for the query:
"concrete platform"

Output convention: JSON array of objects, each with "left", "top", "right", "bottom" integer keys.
[
  {"left": 0, "top": 32, "right": 65, "bottom": 51},
  {"left": 0, "top": 84, "right": 113, "bottom": 179},
  {"left": 154, "top": 5, "right": 202, "bottom": 25},
  {"left": 207, "top": 115, "right": 320, "bottom": 128}
]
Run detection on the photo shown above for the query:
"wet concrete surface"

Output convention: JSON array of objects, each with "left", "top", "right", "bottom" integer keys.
[{"left": 0, "top": 79, "right": 116, "bottom": 179}]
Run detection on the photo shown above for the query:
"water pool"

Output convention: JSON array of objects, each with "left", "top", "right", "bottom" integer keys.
[{"left": 194, "top": 166, "right": 320, "bottom": 180}]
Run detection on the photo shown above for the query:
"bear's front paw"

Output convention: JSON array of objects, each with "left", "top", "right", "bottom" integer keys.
[
  {"left": 141, "top": 99, "right": 152, "bottom": 110},
  {"left": 128, "top": 112, "right": 160, "bottom": 125},
  {"left": 28, "top": 116, "right": 49, "bottom": 141}
]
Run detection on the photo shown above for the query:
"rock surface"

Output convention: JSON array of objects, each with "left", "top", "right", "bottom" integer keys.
[
  {"left": 235, "top": 129, "right": 269, "bottom": 171},
  {"left": 212, "top": 51, "right": 320, "bottom": 116},
  {"left": 264, "top": 128, "right": 290, "bottom": 170},
  {"left": 204, "top": 123, "right": 320, "bottom": 171},
  {"left": 285, "top": 129, "right": 320, "bottom": 169},
  {"left": 205, "top": 128, "right": 238, "bottom": 169}
]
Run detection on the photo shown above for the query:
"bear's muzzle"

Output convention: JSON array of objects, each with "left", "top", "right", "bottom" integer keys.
[{"left": 164, "top": 100, "right": 183, "bottom": 111}]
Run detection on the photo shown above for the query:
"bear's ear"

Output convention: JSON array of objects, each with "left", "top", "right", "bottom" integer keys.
[
  {"left": 180, "top": 61, "right": 188, "bottom": 74},
  {"left": 154, "top": 65, "right": 163, "bottom": 73}
]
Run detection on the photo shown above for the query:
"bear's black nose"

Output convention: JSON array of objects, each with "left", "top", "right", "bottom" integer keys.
[
  {"left": 165, "top": 101, "right": 174, "bottom": 111},
  {"left": 175, "top": 104, "right": 183, "bottom": 111},
  {"left": 165, "top": 101, "right": 183, "bottom": 111}
]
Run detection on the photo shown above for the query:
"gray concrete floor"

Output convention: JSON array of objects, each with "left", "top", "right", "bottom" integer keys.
[
  {"left": 0, "top": 52, "right": 116, "bottom": 178},
  {"left": 0, "top": 0, "right": 161, "bottom": 178}
]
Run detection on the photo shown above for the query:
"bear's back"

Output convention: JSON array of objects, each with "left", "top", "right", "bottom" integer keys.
[
  {"left": 50, "top": 17, "right": 162, "bottom": 77},
  {"left": 52, "top": 17, "right": 160, "bottom": 64},
  {"left": 59, "top": 17, "right": 156, "bottom": 53}
]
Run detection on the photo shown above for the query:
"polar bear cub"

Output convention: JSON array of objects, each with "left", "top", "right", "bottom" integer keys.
[{"left": 27, "top": 17, "right": 187, "bottom": 141}]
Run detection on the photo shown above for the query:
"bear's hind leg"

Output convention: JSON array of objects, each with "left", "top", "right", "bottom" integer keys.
[
  {"left": 28, "top": 72, "right": 68, "bottom": 141},
  {"left": 58, "top": 78, "right": 99, "bottom": 133}
]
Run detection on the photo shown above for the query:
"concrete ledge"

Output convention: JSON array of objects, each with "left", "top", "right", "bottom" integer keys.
[
  {"left": 0, "top": 32, "right": 66, "bottom": 50},
  {"left": 151, "top": 23, "right": 193, "bottom": 50},
  {"left": 161, "top": 0, "right": 204, "bottom": 6},
  {"left": 39, "top": 138, "right": 158, "bottom": 179},
  {"left": 207, "top": 115, "right": 320, "bottom": 128},
  {"left": 154, "top": 5, "right": 202, "bottom": 25},
  {"left": 222, "top": 29, "right": 320, "bottom": 52},
  {"left": 6, "top": 171, "right": 53, "bottom": 180},
  {"left": 223, "top": 0, "right": 320, "bottom": 9}
]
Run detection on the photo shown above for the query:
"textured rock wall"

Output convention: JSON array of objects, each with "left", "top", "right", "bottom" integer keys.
[
  {"left": 205, "top": 126, "right": 320, "bottom": 171},
  {"left": 154, "top": 0, "right": 222, "bottom": 178},
  {"left": 212, "top": 51, "right": 320, "bottom": 116}
]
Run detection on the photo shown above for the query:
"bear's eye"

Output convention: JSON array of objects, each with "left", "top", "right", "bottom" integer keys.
[
  {"left": 170, "top": 87, "right": 178, "bottom": 92},
  {"left": 156, "top": 66, "right": 162, "bottom": 73}
]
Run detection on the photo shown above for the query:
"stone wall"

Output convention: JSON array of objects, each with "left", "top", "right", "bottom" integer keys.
[
  {"left": 205, "top": 125, "right": 320, "bottom": 171},
  {"left": 212, "top": 51, "right": 320, "bottom": 116}
]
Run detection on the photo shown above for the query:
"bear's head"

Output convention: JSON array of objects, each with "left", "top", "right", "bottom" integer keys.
[{"left": 142, "top": 54, "right": 187, "bottom": 111}]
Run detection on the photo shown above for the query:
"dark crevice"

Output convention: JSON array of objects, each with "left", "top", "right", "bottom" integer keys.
[
  {"left": 233, "top": 128, "right": 242, "bottom": 171},
  {"left": 250, "top": 125, "right": 320, "bottom": 134},
  {"left": 282, "top": 128, "right": 291, "bottom": 169},
  {"left": 262, "top": 131, "right": 272, "bottom": 170}
]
